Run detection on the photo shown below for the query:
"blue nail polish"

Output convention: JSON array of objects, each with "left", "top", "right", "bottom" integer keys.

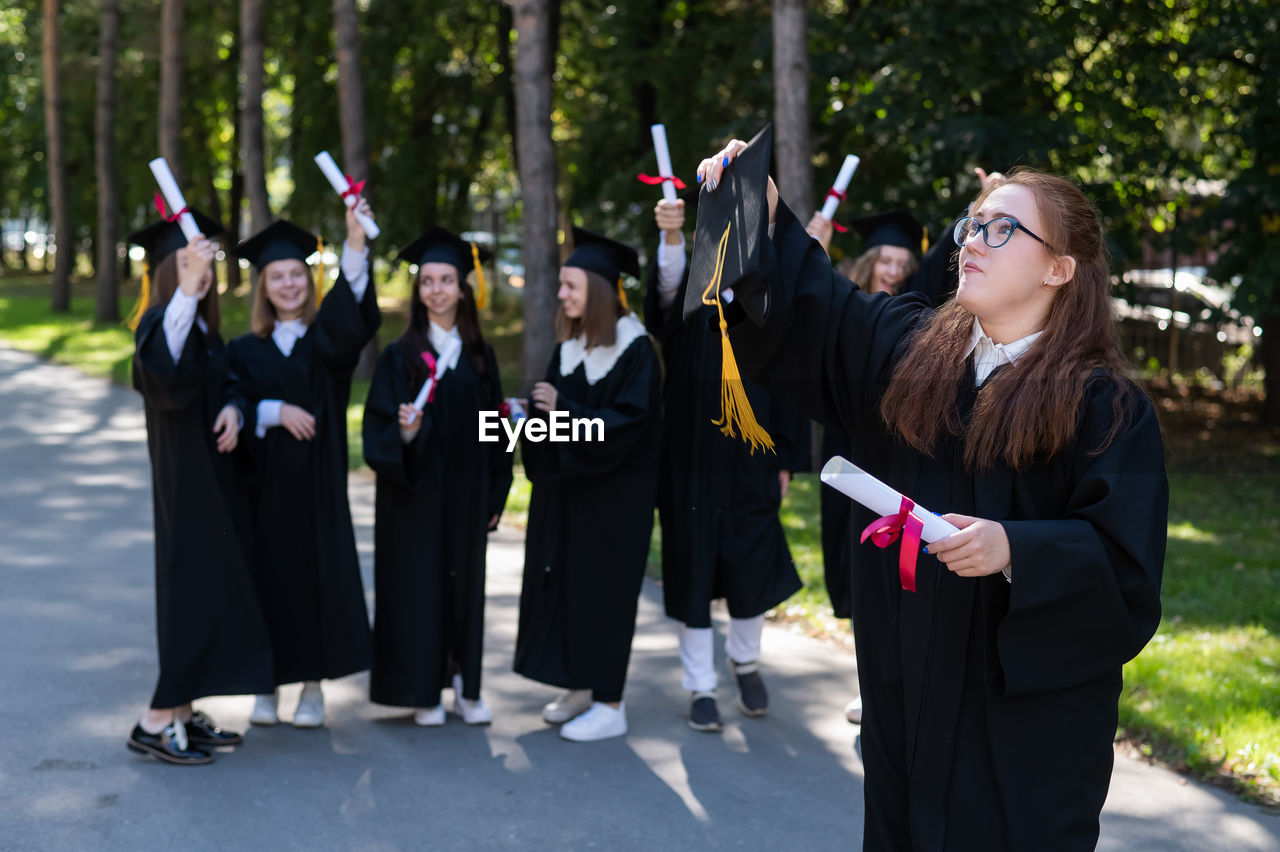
[
  {"left": 697, "top": 173, "right": 703, "bottom": 184},
  {"left": 722, "top": 156, "right": 730, "bottom": 167},
  {"left": 922, "top": 545, "right": 930, "bottom": 554}
]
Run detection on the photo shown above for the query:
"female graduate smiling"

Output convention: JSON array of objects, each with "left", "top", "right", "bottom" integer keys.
[{"left": 696, "top": 139, "right": 1167, "bottom": 851}]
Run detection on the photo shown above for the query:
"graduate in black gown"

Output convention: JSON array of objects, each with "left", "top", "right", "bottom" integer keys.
[
  {"left": 514, "top": 228, "right": 662, "bottom": 742},
  {"left": 695, "top": 141, "right": 1167, "bottom": 850},
  {"left": 363, "top": 227, "right": 513, "bottom": 727},
  {"left": 643, "top": 198, "right": 809, "bottom": 732},
  {"left": 127, "top": 211, "right": 274, "bottom": 765},
  {"left": 229, "top": 200, "right": 381, "bottom": 729}
]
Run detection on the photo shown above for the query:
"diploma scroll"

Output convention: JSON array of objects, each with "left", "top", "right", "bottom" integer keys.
[
  {"left": 314, "top": 151, "right": 381, "bottom": 240},
  {"left": 412, "top": 336, "right": 463, "bottom": 411},
  {"left": 650, "top": 124, "right": 679, "bottom": 203},
  {"left": 148, "top": 158, "right": 201, "bottom": 241},
  {"left": 820, "top": 456, "right": 959, "bottom": 543},
  {"left": 819, "top": 155, "right": 861, "bottom": 222}
]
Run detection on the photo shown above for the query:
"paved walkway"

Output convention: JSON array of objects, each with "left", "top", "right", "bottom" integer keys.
[{"left": 1, "top": 346, "right": 1277, "bottom": 851}]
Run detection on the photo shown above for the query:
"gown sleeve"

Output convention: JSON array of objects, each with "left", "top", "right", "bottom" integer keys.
[
  {"left": 484, "top": 345, "right": 515, "bottom": 522},
  {"left": 132, "top": 306, "right": 203, "bottom": 413},
  {"left": 362, "top": 345, "right": 431, "bottom": 489},
  {"left": 995, "top": 381, "right": 1168, "bottom": 696},
  {"left": 314, "top": 260, "right": 382, "bottom": 371},
  {"left": 727, "top": 201, "right": 933, "bottom": 436}
]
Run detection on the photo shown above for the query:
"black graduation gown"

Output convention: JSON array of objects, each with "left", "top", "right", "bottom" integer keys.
[
  {"left": 363, "top": 340, "right": 513, "bottom": 706},
  {"left": 228, "top": 270, "right": 381, "bottom": 685},
  {"left": 731, "top": 202, "right": 1167, "bottom": 851},
  {"left": 643, "top": 266, "right": 807, "bottom": 628},
  {"left": 514, "top": 323, "right": 662, "bottom": 703},
  {"left": 822, "top": 230, "right": 962, "bottom": 619},
  {"left": 132, "top": 306, "right": 275, "bottom": 708}
]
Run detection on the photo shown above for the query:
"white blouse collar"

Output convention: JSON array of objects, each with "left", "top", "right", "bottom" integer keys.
[{"left": 559, "top": 312, "right": 647, "bottom": 385}]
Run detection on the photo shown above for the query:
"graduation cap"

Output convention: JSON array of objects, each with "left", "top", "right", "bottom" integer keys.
[
  {"left": 564, "top": 227, "right": 640, "bottom": 311},
  {"left": 681, "top": 124, "right": 775, "bottom": 454},
  {"left": 233, "top": 220, "right": 328, "bottom": 306},
  {"left": 848, "top": 209, "right": 928, "bottom": 254},
  {"left": 396, "top": 226, "right": 494, "bottom": 310},
  {"left": 123, "top": 208, "right": 225, "bottom": 331}
]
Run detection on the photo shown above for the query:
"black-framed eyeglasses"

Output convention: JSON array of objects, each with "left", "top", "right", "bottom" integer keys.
[{"left": 953, "top": 216, "right": 1053, "bottom": 252}]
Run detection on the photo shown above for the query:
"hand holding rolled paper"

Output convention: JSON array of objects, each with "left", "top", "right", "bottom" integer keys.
[
  {"left": 820, "top": 456, "right": 960, "bottom": 592},
  {"left": 412, "top": 336, "right": 463, "bottom": 410},
  {"left": 149, "top": 157, "right": 201, "bottom": 241},
  {"left": 314, "top": 151, "right": 380, "bottom": 240},
  {"left": 819, "top": 154, "right": 860, "bottom": 234}
]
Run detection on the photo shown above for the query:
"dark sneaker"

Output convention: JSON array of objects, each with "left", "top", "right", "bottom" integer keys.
[
  {"left": 731, "top": 659, "right": 769, "bottom": 717},
  {"left": 127, "top": 722, "right": 213, "bottom": 766},
  {"left": 185, "top": 710, "right": 243, "bottom": 746},
  {"left": 688, "top": 692, "right": 722, "bottom": 732}
]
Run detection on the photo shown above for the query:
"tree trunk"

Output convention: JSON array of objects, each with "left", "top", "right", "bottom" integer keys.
[
  {"left": 332, "top": 0, "right": 377, "bottom": 380},
  {"left": 508, "top": 0, "right": 560, "bottom": 395},
  {"left": 241, "top": 0, "right": 271, "bottom": 235},
  {"left": 95, "top": 0, "right": 120, "bottom": 322},
  {"left": 772, "top": 0, "right": 814, "bottom": 223},
  {"left": 159, "top": 0, "right": 183, "bottom": 182},
  {"left": 497, "top": 3, "right": 517, "bottom": 174},
  {"left": 42, "top": 0, "right": 72, "bottom": 312},
  {"left": 1263, "top": 322, "right": 1280, "bottom": 429}
]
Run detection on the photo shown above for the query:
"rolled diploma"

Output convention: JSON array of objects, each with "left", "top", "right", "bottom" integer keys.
[
  {"left": 820, "top": 455, "right": 960, "bottom": 543},
  {"left": 819, "top": 154, "right": 861, "bottom": 222},
  {"left": 411, "top": 336, "right": 463, "bottom": 411},
  {"left": 314, "top": 151, "right": 381, "bottom": 240},
  {"left": 650, "top": 124, "right": 679, "bottom": 204},
  {"left": 148, "top": 158, "right": 200, "bottom": 241}
]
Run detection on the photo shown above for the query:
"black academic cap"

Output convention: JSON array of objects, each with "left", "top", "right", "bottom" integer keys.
[
  {"left": 125, "top": 209, "right": 225, "bottom": 267},
  {"left": 232, "top": 220, "right": 320, "bottom": 270},
  {"left": 682, "top": 124, "right": 773, "bottom": 327},
  {"left": 564, "top": 227, "right": 640, "bottom": 282},
  {"left": 848, "top": 210, "right": 924, "bottom": 253},
  {"left": 396, "top": 225, "right": 493, "bottom": 274},
  {"left": 681, "top": 124, "right": 777, "bottom": 455}
]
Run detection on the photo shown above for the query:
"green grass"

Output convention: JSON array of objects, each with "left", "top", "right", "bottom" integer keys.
[{"left": 3, "top": 272, "right": 1278, "bottom": 804}]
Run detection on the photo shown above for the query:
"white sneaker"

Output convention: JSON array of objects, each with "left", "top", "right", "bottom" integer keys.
[
  {"left": 413, "top": 705, "right": 445, "bottom": 727},
  {"left": 560, "top": 702, "right": 627, "bottom": 742},
  {"left": 293, "top": 682, "right": 324, "bottom": 728},
  {"left": 452, "top": 674, "right": 492, "bottom": 725},
  {"left": 542, "top": 689, "right": 592, "bottom": 724},
  {"left": 250, "top": 692, "right": 279, "bottom": 726},
  {"left": 845, "top": 696, "right": 863, "bottom": 725}
]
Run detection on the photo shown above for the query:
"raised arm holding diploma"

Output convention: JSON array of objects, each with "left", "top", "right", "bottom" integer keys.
[
  {"left": 149, "top": 158, "right": 201, "bottom": 241},
  {"left": 314, "top": 151, "right": 380, "bottom": 240}
]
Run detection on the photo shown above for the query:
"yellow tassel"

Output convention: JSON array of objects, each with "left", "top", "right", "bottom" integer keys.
[
  {"left": 616, "top": 275, "right": 629, "bottom": 312},
  {"left": 700, "top": 220, "right": 774, "bottom": 455},
  {"left": 315, "top": 236, "right": 326, "bottom": 305},
  {"left": 921, "top": 226, "right": 930, "bottom": 254},
  {"left": 471, "top": 242, "right": 487, "bottom": 310},
  {"left": 126, "top": 261, "right": 151, "bottom": 331}
]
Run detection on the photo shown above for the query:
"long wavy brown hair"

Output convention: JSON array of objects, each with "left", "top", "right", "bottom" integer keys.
[
  {"left": 148, "top": 252, "right": 222, "bottom": 336},
  {"left": 555, "top": 270, "right": 625, "bottom": 349},
  {"left": 847, "top": 245, "right": 919, "bottom": 295},
  {"left": 879, "top": 168, "right": 1136, "bottom": 471},
  {"left": 250, "top": 260, "right": 318, "bottom": 337}
]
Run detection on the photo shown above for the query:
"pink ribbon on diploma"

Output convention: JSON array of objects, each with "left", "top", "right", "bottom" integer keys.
[
  {"left": 154, "top": 193, "right": 190, "bottom": 223},
  {"left": 637, "top": 173, "right": 688, "bottom": 190},
  {"left": 420, "top": 351, "right": 438, "bottom": 403},
  {"left": 823, "top": 187, "right": 849, "bottom": 233},
  {"left": 341, "top": 175, "right": 366, "bottom": 200},
  {"left": 860, "top": 496, "right": 925, "bottom": 592}
]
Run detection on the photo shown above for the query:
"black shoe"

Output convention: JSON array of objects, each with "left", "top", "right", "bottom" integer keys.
[
  {"left": 731, "top": 659, "right": 769, "bottom": 717},
  {"left": 688, "top": 693, "right": 723, "bottom": 732},
  {"left": 184, "top": 711, "right": 243, "bottom": 746},
  {"left": 127, "top": 722, "right": 214, "bottom": 766}
]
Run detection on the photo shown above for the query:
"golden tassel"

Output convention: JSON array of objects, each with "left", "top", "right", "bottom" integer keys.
[
  {"left": 921, "top": 226, "right": 930, "bottom": 254},
  {"left": 471, "top": 242, "right": 487, "bottom": 310},
  {"left": 616, "top": 275, "right": 629, "bottom": 312},
  {"left": 700, "top": 220, "right": 774, "bottom": 455},
  {"left": 315, "top": 236, "right": 326, "bottom": 305},
  {"left": 125, "top": 261, "right": 152, "bottom": 331}
]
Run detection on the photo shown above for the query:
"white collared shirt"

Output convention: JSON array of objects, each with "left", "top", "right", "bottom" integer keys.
[
  {"left": 559, "top": 312, "right": 647, "bottom": 385},
  {"left": 656, "top": 235, "right": 687, "bottom": 309},
  {"left": 428, "top": 321, "right": 463, "bottom": 373},
  {"left": 964, "top": 319, "right": 1042, "bottom": 386},
  {"left": 163, "top": 287, "right": 207, "bottom": 363}
]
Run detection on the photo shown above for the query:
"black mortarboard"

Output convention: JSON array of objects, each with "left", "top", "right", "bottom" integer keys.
[
  {"left": 125, "top": 209, "right": 224, "bottom": 267},
  {"left": 681, "top": 124, "right": 776, "bottom": 454},
  {"left": 232, "top": 220, "right": 321, "bottom": 270},
  {"left": 396, "top": 226, "right": 495, "bottom": 309},
  {"left": 564, "top": 227, "right": 640, "bottom": 283},
  {"left": 848, "top": 210, "right": 925, "bottom": 253}
]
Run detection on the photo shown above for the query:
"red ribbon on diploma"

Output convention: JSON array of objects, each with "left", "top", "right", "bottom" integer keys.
[
  {"left": 420, "top": 351, "right": 438, "bottom": 403},
  {"left": 637, "top": 173, "right": 688, "bottom": 190},
  {"left": 824, "top": 187, "right": 849, "bottom": 233},
  {"left": 341, "top": 175, "right": 366, "bottom": 200},
  {"left": 860, "top": 496, "right": 925, "bottom": 592},
  {"left": 154, "top": 193, "right": 190, "bottom": 223}
]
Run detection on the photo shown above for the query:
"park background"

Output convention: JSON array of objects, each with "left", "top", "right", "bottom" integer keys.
[{"left": 0, "top": 0, "right": 1276, "bottom": 807}]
